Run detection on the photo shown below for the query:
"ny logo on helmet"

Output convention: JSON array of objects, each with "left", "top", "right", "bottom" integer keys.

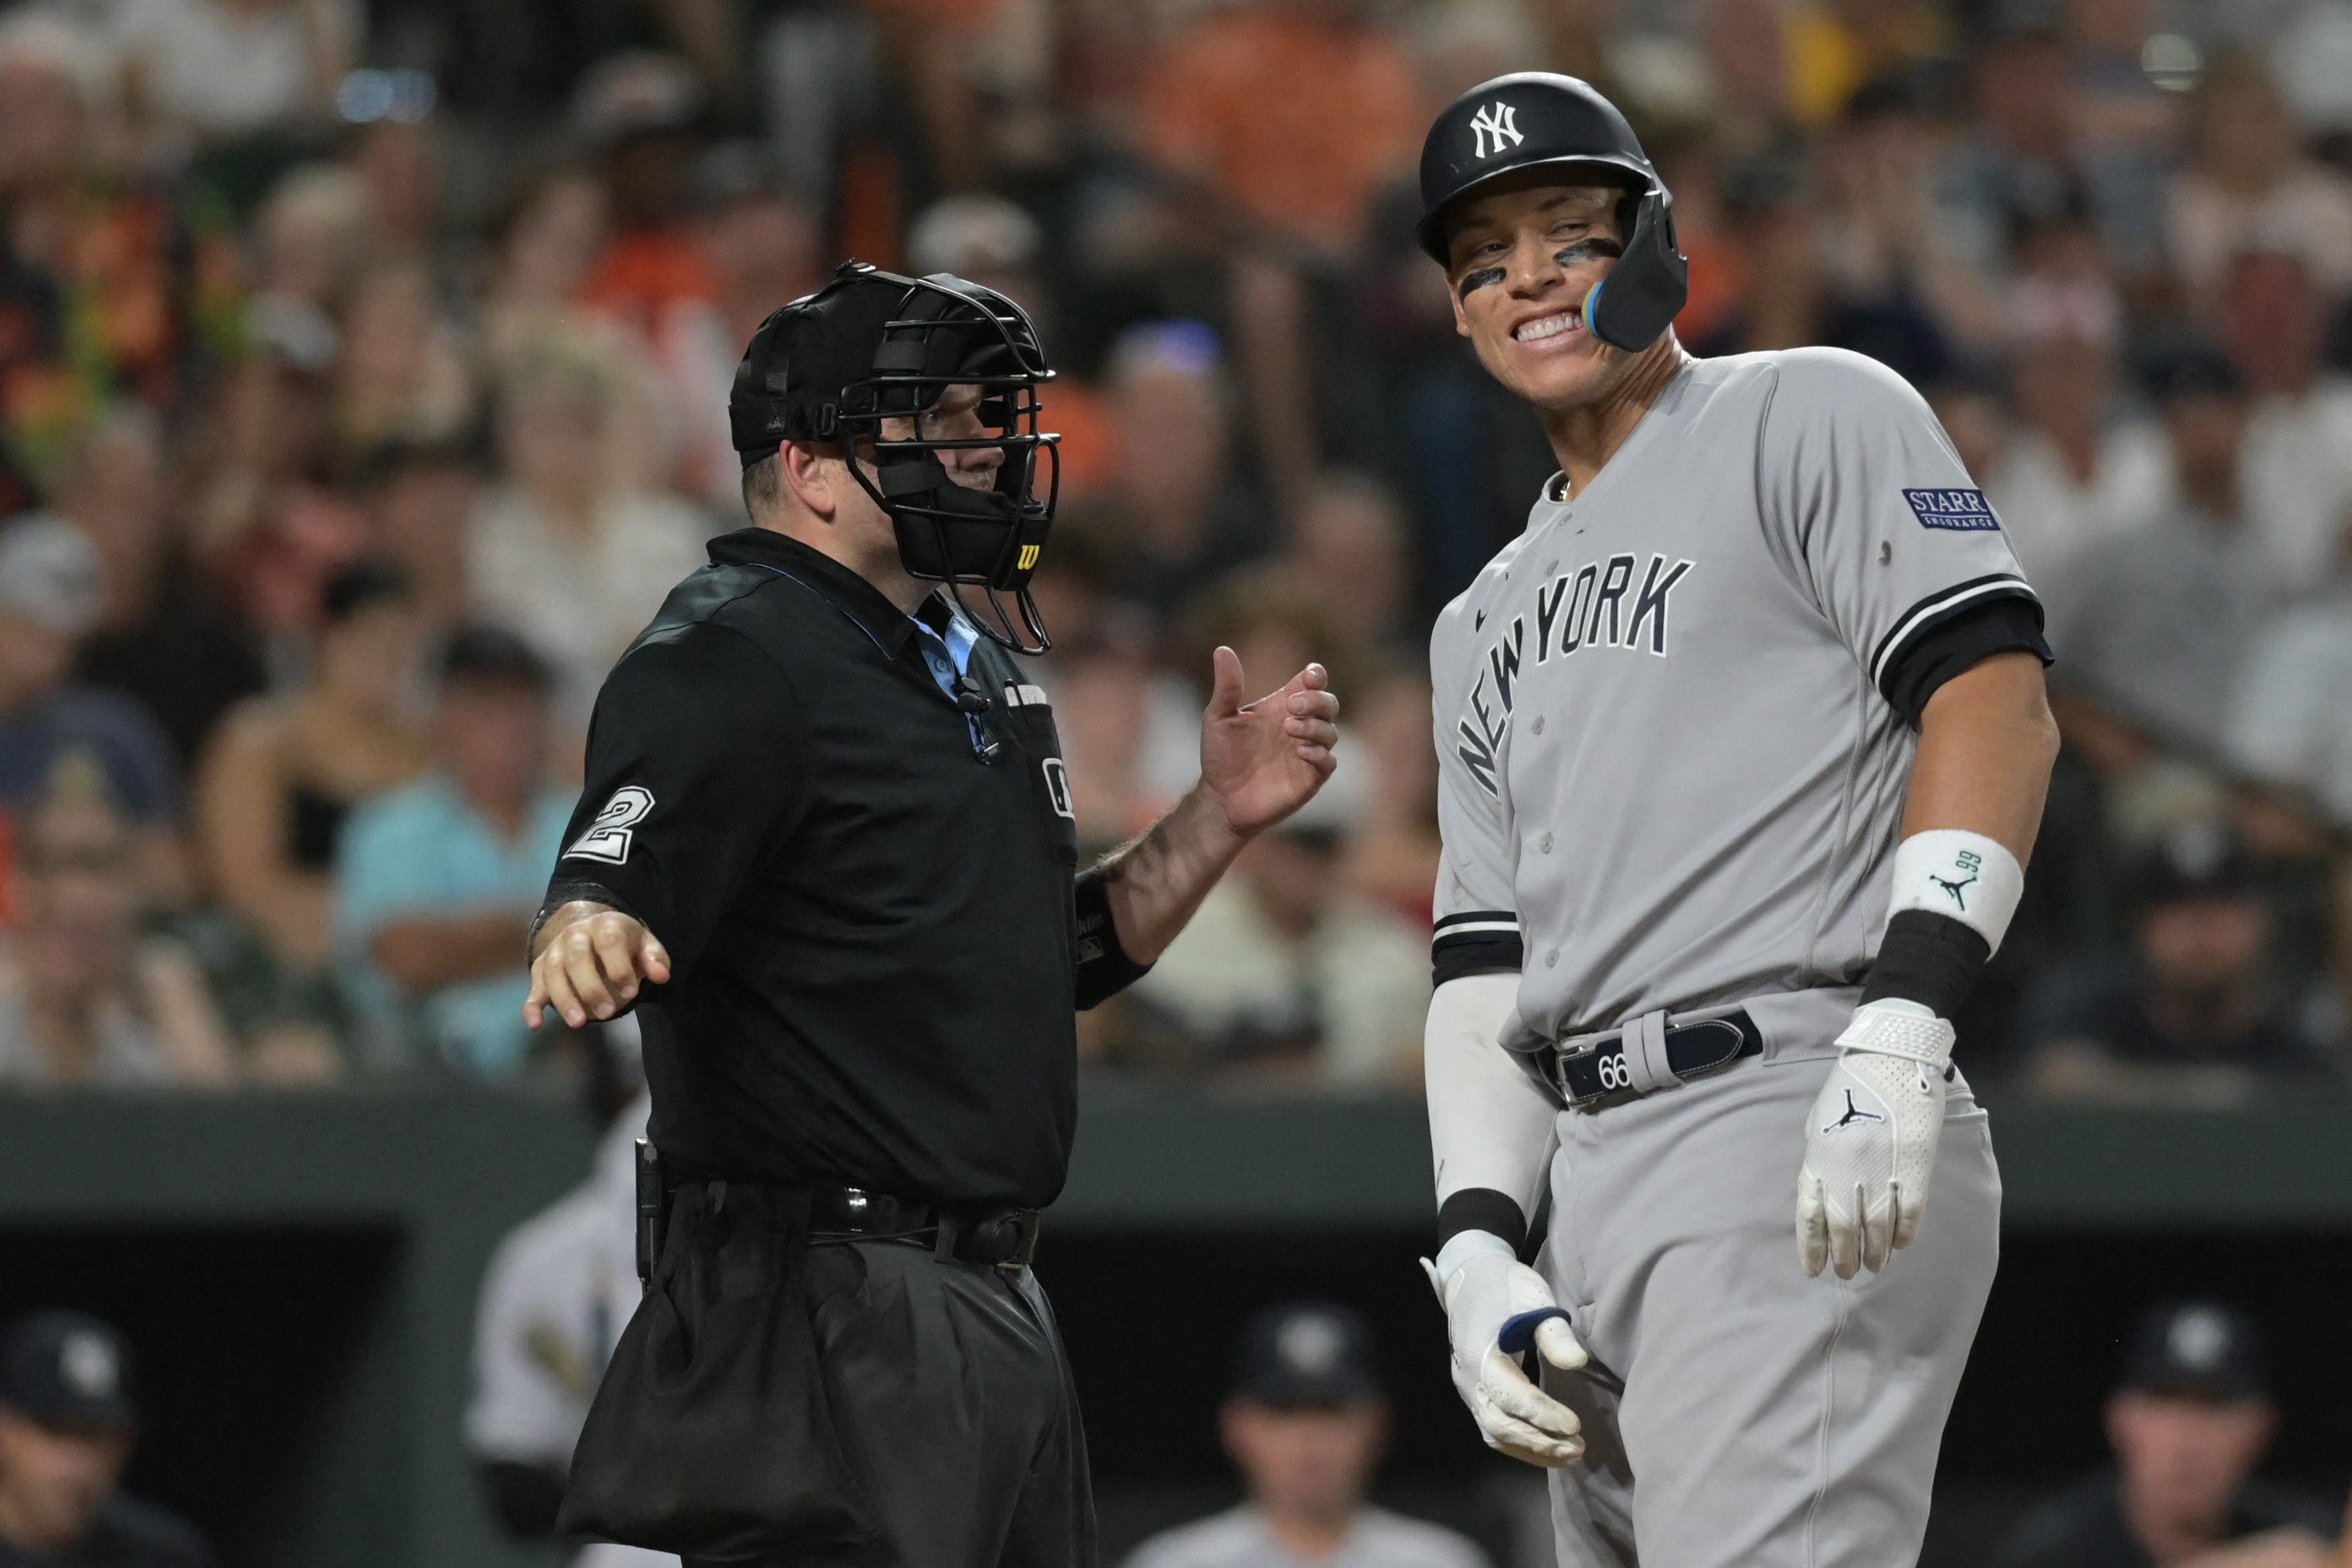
[{"left": 1469, "top": 103, "right": 1523, "bottom": 159}]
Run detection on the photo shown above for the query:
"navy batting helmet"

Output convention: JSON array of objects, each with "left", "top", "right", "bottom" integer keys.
[{"left": 1415, "top": 73, "right": 1688, "bottom": 354}]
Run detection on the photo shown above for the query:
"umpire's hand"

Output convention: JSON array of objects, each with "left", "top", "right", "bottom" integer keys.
[{"left": 524, "top": 905, "right": 672, "bottom": 1029}]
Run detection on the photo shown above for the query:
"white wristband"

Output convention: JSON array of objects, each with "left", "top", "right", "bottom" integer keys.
[
  {"left": 1834, "top": 998, "right": 1956, "bottom": 1067},
  {"left": 1888, "top": 829, "right": 2023, "bottom": 955}
]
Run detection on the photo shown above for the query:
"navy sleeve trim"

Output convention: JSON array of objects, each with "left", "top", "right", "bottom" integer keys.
[
  {"left": 1880, "top": 595, "right": 2054, "bottom": 729},
  {"left": 1867, "top": 574, "right": 2040, "bottom": 694},
  {"left": 1433, "top": 910, "right": 1524, "bottom": 986}
]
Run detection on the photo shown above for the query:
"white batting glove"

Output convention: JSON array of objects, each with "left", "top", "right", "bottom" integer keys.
[
  {"left": 1420, "top": 1232, "right": 1588, "bottom": 1466},
  {"left": 1797, "top": 1000, "right": 1956, "bottom": 1280}
]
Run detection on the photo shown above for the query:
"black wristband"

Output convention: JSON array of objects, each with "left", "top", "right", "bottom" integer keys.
[
  {"left": 1437, "top": 1187, "right": 1528, "bottom": 1255},
  {"left": 1859, "top": 908, "right": 1990, "bottom": 1022},
  {"left": 1072, "top": 866, "right": 1152, "bottom": 1010}
]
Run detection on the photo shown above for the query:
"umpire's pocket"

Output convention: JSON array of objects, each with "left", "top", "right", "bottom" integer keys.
[{"left": 558, "top": 1186, "right": 876, "bottom": 1556}]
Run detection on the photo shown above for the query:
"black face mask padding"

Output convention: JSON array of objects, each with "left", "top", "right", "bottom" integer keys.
[{"left": 1580, "top": 188, "right": 1690, "bottom": 353}]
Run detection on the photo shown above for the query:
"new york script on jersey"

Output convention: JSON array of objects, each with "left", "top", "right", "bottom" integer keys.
[{"left": 1457, "top": 551, "right": 1696, "bottom": 796}]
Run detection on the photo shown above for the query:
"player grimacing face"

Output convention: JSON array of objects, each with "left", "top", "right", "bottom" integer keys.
[{"left": 1445, "top": 175, "right": 1637, "bottom": 412}]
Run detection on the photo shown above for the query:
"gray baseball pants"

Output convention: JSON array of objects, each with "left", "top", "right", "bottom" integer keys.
[{"left": 1538, "top": 1050, "right": 1999, "bottom": 1568}]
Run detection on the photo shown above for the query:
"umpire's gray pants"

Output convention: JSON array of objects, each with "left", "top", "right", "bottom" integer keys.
[{"left": 1539, "top": 1051, "right": 1998, "bottom": 1568}]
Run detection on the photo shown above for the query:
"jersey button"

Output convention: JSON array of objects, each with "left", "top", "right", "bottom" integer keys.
[
  {"left": 1539, "top": 832, "right": 1554, "bottom": 853},
  {"left": 1544, "top": 949, "right": 1559, "bottom": 968},
  {"left": 1532, "top": 715, "right": 1545, "bottom": 735}
]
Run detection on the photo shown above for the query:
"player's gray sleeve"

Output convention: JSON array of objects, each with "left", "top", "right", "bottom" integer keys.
[
  {"left": 1429, "top": 613, "right": 1522, "bottom": 983},
  {"left": 1757, "top": 347, "right": 2041, "bottom": 708}
]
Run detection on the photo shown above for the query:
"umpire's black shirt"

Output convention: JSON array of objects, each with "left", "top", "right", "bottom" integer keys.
[{"left": 543, "top": 528, "right": 1089, "bottom": 1210}]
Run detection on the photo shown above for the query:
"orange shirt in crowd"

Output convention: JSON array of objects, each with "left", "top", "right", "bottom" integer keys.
[
  {"left": 1044, "top": 378, "right": 1118, "bottom": 502},
  {"left": 1142, "top": 5, "right": 1427, "bottom": 254},
  {"left": 579, "top": 230, "right": 719, "bottom": 339}
]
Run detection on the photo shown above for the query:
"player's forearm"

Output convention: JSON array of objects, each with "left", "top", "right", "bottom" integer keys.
[
  {"left": 1901, "top": 651, "right": 2060, "bottom": 863},
  {"left": 1427, "top": 974, "right": 1558, "bottom": 1252},
  {"left": 1095, "top": 785, "right": 1248, "bottom": 965}
]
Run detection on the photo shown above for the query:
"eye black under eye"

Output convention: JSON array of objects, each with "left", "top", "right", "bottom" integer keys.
[{"left": 1457, "top": 266, "right": 1507, "bottom": 299}]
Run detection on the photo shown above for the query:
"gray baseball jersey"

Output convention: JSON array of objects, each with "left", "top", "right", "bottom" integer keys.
[
  {"left": 1430, "top": 346, "right": 2039, "bottom": 1053},
  {"left": 1429, "top": 345, "right": 2030, "bottom": 1568}
]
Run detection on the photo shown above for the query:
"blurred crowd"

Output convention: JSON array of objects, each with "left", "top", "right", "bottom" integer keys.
[{"left": 0, "top": 0, "right": 2347, "bottom": 1099}]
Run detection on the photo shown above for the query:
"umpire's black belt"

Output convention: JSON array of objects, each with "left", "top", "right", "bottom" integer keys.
[
  {"left": 1533, "top": 1008, "right": 1763, "bottom": 1108},
  {"left": 806, "top": 1184, "right": 1041, "bottom": 1270}
]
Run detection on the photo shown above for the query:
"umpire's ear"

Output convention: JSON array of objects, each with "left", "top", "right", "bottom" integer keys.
[{"left": 779, "top": 437, "right": 851, "bottom": 524}]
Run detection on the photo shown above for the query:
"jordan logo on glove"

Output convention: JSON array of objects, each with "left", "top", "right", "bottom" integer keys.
[{"left": 1826, "top": 1090, "right": 1885, "bottom": 1133}]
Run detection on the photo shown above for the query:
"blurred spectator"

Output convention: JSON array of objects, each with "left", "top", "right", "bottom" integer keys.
[
  {"left": 332, "top": 262, "right": 476, "bottom": 459},
  {"left": 1127, "top": 575, "right": 1421, "bottom": 1083},
  {"left": 1139, "top": 0, "right": 1424, "bottom": 260},
  {"left": 0, "top": 18, "right": 191, "bottom": 507},
  {"left": 1998, "top": 1302, "right": 2334, "bottom": 1568},
  {"left": 1284, "top": 471, "right": 1412, "bottom": 660},
  {"left": 1103, "top": 322, "right": 1268, "bottom": 624},
  {"left": 479, "top": 166, "right": 609, "bottom": 373},
  {"left": 2165, "top": 56, "right": 2352, "bottom": 311},
  {"left": 1936, "top": 30, "right": 2102, "bottom": 287},
  {"left": 2020, "top": 823, "right": 2337, "bottom": 1107},
  {"left": 1340, "top": 671, "right": 1441, "bottom": 934},
  {"left": 1981, "top": 254, "right": 2169, "bottom": 579},
  {"left": 0, "top": 756, "right": 235, "bottom": 1089},
  {"left": 58, "top": 407, "right": 266, "bottom": 768},
  {"left": 672, "top": 145, "right": 826, "bottom": 509},
  {"left": 1123, "top": 1303, "right": 1485, "bottom": 1568},
  {"left": 573, "top": 51, "right": 716, "bottom": 489},
  {"left": 2221, "top": 251, "right": 2352, "bottom": 592},
  {"left": 1811, "top": 80, "right": 1999, "bottom": 386},
  {"left": 2063, "top": 0, "right": 2181, "bottom": 290},
  {"left": 1140, "top": 0, "right": 1428, "bottom": 500},
  {"left": 346, "top": 116, "right": 443, "bottom": 266},
  {"left": 193, "top": 562, "right": 426, "bottom": 1006},
  {"left": 354, "top": 441, "right": 479, "bottom": 634},
  {"left": 1125, "top": 783, "right": 1428, "bottom": 1083},
  {"left": 468, "top": 1093, "right": 671, "bottom": 1561},
  {"left": 0, "top": 1311, "right": 211, "bottom": 1567},
  {"left": 2043, "top": 343, "right": 2289, "bottom": 787},
  {"left": 468, "top": 339, "right": 711, "bottom": 736},
  {"left": 1026, "top": 515, "right": 1198, "bottom": 852},
  {"left": 239, "top": 163, "right": 370, "bottom": 379},
  {"left": 335, "top": 628, "right": 575, "bottom": 1078},
  {"left": 112, "top": 0, "right": 356, "bottom": 156},
  {"left": 2228, "top": 551, "right": 2352, "bottom": 831},
  {"left": 0, "top": 515, "right": 183, "bottom": 880},
  {"left": 1779, "top": 0, "right": 1948, "bottom": 129}
]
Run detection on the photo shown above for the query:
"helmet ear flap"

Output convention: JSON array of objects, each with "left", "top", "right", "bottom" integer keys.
[{"left": 1582, "top": 188, "right": 1689, "bottom": 353}]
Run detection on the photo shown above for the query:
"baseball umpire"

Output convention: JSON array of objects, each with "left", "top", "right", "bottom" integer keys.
[
  {"left": 522, "top": 262, "right": 1342, "bottom": 1567},
  {"left": 1410, "top": 77, "right": 2059, "bottom": 1566}
]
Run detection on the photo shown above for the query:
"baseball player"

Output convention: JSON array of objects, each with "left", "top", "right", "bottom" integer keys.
[{"left": 1411, "top": 76, "right": 2060, "bottom": 1567}]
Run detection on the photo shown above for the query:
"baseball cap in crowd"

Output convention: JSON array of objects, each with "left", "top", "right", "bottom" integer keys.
[
  {"left": 439, "top": 625, "right": 553, "bottom": 694},
  {"left": 1232, "top": 1302, "right": 1383, "bottom": 1409},
  {"left": 2129, "top": 820, "right": 2257, "bottom": 910},
  {"left": 2120, "top": 1301, "right": 2268, "bottom": 1402},
  {"left": 0, "top": 513, "right": 103, "bottom": 638},
  {"left": 0, "top": 1310, "right": 137, "bottom": 1432}
]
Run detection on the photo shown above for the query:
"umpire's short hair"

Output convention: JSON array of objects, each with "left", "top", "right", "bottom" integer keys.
[{"left": 438, "top": 624, "right": 553, "bottom": 694}]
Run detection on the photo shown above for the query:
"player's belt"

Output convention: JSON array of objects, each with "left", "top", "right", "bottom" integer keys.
[{"left": 1541, "top": 1008, "right": 1763, "bottom": 1107}]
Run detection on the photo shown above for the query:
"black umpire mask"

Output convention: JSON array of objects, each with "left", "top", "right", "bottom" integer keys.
[{"left": 730, "top": 262, "right": 1062, "bottom": 653}]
